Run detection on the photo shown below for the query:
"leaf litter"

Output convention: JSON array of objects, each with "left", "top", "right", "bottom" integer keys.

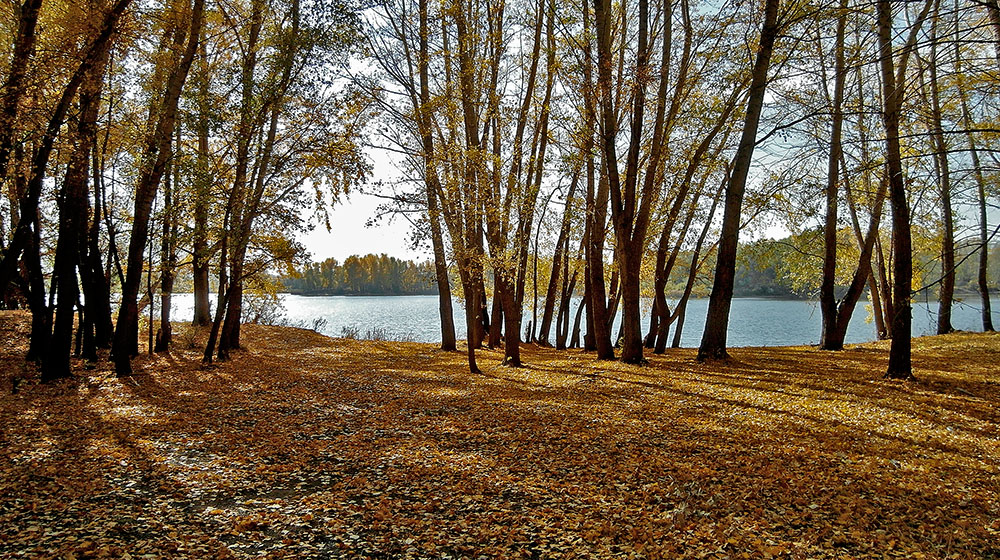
[{"left": 1, "top": 310, "right": 998, "bottom": 559}]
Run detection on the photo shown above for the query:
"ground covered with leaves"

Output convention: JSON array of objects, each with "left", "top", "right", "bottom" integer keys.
[{"left": 1, "top": 310, "right": 998, "bottom": 559}]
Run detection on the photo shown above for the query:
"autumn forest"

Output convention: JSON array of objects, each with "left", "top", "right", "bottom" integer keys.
[
  {"left": 0, "top": 0, "right": 998, "bottom": 376},
  {"left": 2, "top": 0, "right": 1000, "bottom": 557}
]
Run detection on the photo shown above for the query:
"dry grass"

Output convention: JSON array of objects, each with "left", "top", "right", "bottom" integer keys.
[{"left": 1, "top": 310, "right": 998, "bottom": 559}]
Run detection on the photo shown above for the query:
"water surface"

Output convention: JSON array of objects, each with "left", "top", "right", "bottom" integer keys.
[{"left": 170, "top": 293, "right": 999, "bottom": 347}]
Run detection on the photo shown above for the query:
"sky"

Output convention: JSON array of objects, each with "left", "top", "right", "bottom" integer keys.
[
  {"left": 298, "top": 145, "right": 427, "bottom": 264},
  {"left": 299, "top": 191, "right": 427, "bottom": 263},
  {"left": 296, "top": 149, "right": 781, "bottom": 266}
]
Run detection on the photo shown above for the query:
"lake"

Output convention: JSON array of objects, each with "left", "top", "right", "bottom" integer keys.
[{"left": 169, "top": 293, "right": 1000, "bottom": 348}]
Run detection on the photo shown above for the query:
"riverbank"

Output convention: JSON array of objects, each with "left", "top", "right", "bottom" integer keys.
[{"left": 1, "top": 311, "right": 998, "bottom": 558}]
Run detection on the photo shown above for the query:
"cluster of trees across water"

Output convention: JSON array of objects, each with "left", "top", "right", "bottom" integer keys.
[
  {"left": 1, "top": 0, "right": 999, "bottom": 382},
  {"left": 281, "top": 254, "right": 438, "bottom": 295},
  {"left": 280, "top": 242, "right": 1000, "bottom": 299}
]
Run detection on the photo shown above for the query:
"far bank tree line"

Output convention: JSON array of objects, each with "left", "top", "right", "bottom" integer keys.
[
  {"left": 282, "top": 254, "right": 439, "bottom": 295},
  {"left": 2, "top": 0, "right": 999, "bottom": 383},
  {"left": 283, "top": 239, "right": 1000, "bottom": 300}
]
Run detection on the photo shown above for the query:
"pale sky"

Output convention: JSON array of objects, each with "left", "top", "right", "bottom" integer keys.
[
  {"left": 299, "top": 191, "right": 427, "bottom": 263},
  {"left": 299, "top": 145, "right": 427, "bottom": 263}
]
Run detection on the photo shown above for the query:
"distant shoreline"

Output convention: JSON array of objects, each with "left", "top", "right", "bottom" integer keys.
[{"left": 283, "top": 292, "right": 439, "bottom": 297}]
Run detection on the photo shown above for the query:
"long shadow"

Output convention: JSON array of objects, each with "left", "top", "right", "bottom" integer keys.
[{"left": 5, "top": 314, "right": 999, "bottom": 558}]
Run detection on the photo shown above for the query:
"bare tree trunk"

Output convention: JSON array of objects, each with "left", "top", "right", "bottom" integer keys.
[
  {"left": 925, "top": 2, "right": 954, "bottom": 334},
  {"left": 80, "top": 76, "right": 115, "bottom": 358},
  {"left": 155, "top": 128, "right": 180, "bottom": 352},
  {"left": 408, "top": 0, "right": 457, "bottom": 350},
  {"left": 218, "top": 0, "right": 266, "bottom": 359},
  {"left": 453, "top": 0, "right": 489, "bottom": 369},
  {"left": 428, "top": 188, "right": 457, "bottom": 349},
  {"left": 192, "top": 40, "right": 212, "bottom": 326},
  {"left": 878, "top": 0, "right": 933, "bottom": 379},
  {"left": 594, "top": 0, "right": 671, "bottom": 364},
  {"left": 958, "top": 62, "right": 994, "bottom": 331},
  {"left": 556, "top": 265, "right": 578, "bottom": 350},
  {"left": 844, "top": 55, "right": 889, "bottom": 341},
  {"left": 875, "top": 233, "right": 894, "bottom": 333},
  {"left": 539, "top": 172, "right": 578, "bottom": 345},
  {"left": 698, "top": 0, "right": 779, "bottom": 361},
  {"left": 816, "top": 2, "right": 889, "bottom": 350},
  {"left": 489, "top": 278, "right": 503, "bottom": 348},
  {"left": 648, "top": 85, "right": 740, "bottom": 350},
  {"left": 670, "top": 190, "right": 721, "bottom": 349},
  {"left": 114, "top": 0, "right": 202, "bottom": 376},
  {"left": 570, "top": 279, "right": 587, "bottom": 349},
  {"left": 583, "top": 0, "right": 613, "bottom": 359},
  {"left": 25, "top": 211, "right": 48, "bottom": 362},
  {"left": 819, "top": 0, "right": 848, "bottom": 349},
  {"left": 44, "top": 37, "right": 111, "bottom": 380}
]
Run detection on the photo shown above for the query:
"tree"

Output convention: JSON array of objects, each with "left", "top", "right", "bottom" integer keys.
[
  {"left": 0, "top": 0, "right": 133, "bottom": 302},
  {"left": 592, "top": 0, "right": 678, "bottom": 364},
  {"left": 113, "top": 0, "right": 204, "bottom": 377},
  {"left": 955, "top": 29, "right": 995, "bottom": 332},
  {"left": 190, "top": 37, "right": 212, "bottom": 327},
  {"left": 205, "top": 0, "right": 366, "bottom": 362},
  {"left": 818, "top": 0, "right": 849, "bottom": 349},
  {"left": 921, "top": 0, "right": 955, "bottom": 335},
  {"left": 698, "top": 0, "right": 781, "bottom": 361},
  {"left": 0, "top": 0, "right": 43, "bottom": 194},
  {"left": 44, "top": 4, "right": 115, "bottom": 380},
  {"left": 580, "top": 0, "right": 613, "bottom": 359},
  {"left": 877, "top": 0, "right": 934, "bottom": 379}
]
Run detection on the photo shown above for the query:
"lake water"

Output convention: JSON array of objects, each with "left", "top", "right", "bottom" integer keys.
[{"left": 169, "top": 293, "right": 1000, "bottom": 348}]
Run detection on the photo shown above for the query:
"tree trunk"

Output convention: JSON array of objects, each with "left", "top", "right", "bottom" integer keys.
[
  {"left": 877, "top": 0, "right": 934, "bottom": 379},
  {"left": 583, "top": 0, "right": 613, "bottom": 359},
  {"left": 428, "top": 188, "right": 457, "bottom": 349},
  {"left": 843, "top": 60, "right": 889, "bottom": 342},
  {"left": 556, "top": 267, "right": 578, "bottom": 350},
  {"left": 0, "top": 0, "right": 43, "bottom": 188},
  {"left": 218, "top": 0, "right": 266, "bottom": 358},
  {"left": 499, "top": 276, "right": 521, "bottom": 366},
  {"left": 412, "top": 0, "right": 457, "bottom": 350},
  {"left": 875, "top": 233, "right": 894, "bottom": 333},
  {"left": 666, "top": 186, "right": 722, "bottom": 351},
  {"left": 81, "top": 105, "right": 114, "bottom": 358},
  {"left": 698, "top": 0, "right": 779, "bottom": 361},
  {"left": 488, "top": 278, "right": 503, "bottom": 348},
  {"left": 594, "top": 0, "right": 670, "bottom": 365},
  {"left": 819, "top": 0, "right": 848, "bottom": 350},
  {"left": 192, "top": 39, "right": 212, "bottom": 326},
  {"left": 155, "top": 128, "right": 179, "bottom": 352},
  {"left": 25, "top": 212, "right": 49, "bottom": 362},
  {"left": 44, "top": 37, "right": 111, "bottom": 380},
  {"left": 958, "top": 64, "right": 994, "bottom": 331},
  {"left": 539, "top": 174, "right": 577, "bottom": 346},
  {"left": 113, "top": 0, "right": 202, "bottom": 376},
  {"left": 925, "top": 3, "right": 954, "bottom": 335},
  {"left": 570, "top": 279, "right": 587, "bottom": 349}
]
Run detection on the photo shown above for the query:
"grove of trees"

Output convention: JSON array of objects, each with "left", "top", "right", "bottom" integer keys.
[
  {"left": 282, "top": 254, "right": 439, "bottom": 295},
  {"left": 2, "top": 0, "right": 999, "bottom": 381},
  {"left": 363, "top": 0, "right": 1000, "bottom": 377},
  {"left": 0, "top": 0, "right": 367, "bottom": 378}
]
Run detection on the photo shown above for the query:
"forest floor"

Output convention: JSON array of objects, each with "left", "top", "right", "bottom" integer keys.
[{"left": 1, "top": 310, "right": 998, "bottom": 560}]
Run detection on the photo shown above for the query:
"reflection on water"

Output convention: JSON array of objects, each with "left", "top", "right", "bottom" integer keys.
[{"left": 170, "top": 294, "right": 1000, "bottom": 348}]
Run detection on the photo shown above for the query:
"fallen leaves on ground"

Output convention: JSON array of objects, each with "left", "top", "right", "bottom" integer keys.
[{"left": 1, "top": 310, "right": 998, "bottom": 559}]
